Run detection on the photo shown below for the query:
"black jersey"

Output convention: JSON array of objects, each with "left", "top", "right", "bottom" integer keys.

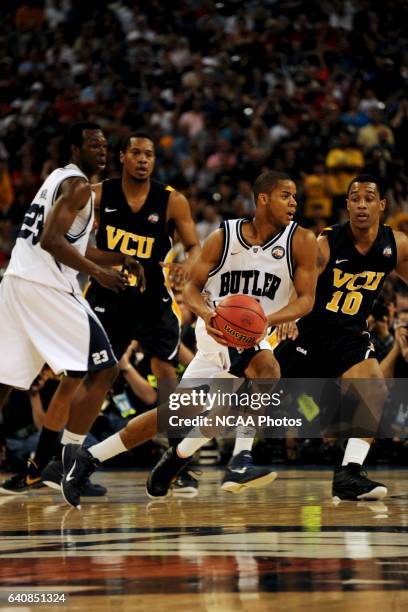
[
  {"left": 300, "top": 222, "right": 397, "bottom": 332},
  {"left": 96, "top": 177, "right": 175, "bottom": 300}
]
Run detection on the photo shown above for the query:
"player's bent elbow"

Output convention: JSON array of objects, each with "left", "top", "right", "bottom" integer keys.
[{"left": 39, "top": 233, "right": 55, "bottom": 253}]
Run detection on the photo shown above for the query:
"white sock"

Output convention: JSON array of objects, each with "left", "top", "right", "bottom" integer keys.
[
  {"left": 233, "top": 427, "right": 256, "bottom": 455},
  {"left": 61, "top": 429, "right": 86, "bottom": 446},
  {"left": 342, "top": 438, "right": 370, "bottom": 466},
  {"left": 177, "top": 427, "right": 212, "bottom": 458},
  {"left": 89, "top": 432, "right": 128, "bottom": 463}
]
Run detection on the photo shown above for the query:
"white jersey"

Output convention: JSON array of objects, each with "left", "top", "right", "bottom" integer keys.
[
  {"left": 203, "top": 218, "right": 297, "bottom": 316},
  {"left": 5, "top": 164, "right": 94, "bottom": 294}
]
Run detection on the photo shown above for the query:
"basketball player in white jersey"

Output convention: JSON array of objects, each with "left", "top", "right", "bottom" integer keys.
[
  {"left": 60, "top": 171, "right": 318, "bottom": 508},
  {"left": 0, "top": 123, "right": 142, "bottom": 490}
]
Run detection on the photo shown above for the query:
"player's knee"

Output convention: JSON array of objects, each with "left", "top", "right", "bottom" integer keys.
[
  {"left": 251, "top": 360, "right": 281, "bottom": 379},
  {"left": 91, "top": 364, "right": 119, "bottom": 387}
]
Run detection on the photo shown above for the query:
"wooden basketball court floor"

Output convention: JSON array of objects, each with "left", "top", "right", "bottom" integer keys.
[{"left": 0, "top": 468, "right": 407, "bottom": 611}]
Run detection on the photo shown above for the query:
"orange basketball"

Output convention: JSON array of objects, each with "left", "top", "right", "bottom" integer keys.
[{"left": 213, "top": 295, "right": 267, "bottom": 348}]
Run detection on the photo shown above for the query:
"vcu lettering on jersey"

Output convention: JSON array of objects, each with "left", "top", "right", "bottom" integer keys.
[
  {"left": 204, "top": 218, "right": 297, "bottom": 316},
  {"left": 106, "top": 225, "right": 154, "bottom": 258},
  {"left": 97, "top": 178, "right": 175, "bottom": 300},
  {"left": 301, "top": 223, "right": 397, "bottom": 330}
]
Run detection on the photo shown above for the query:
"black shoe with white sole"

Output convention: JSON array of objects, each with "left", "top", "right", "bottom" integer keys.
[
  {"left": 221, "top": 451, "right": 278, "bottom": 493},
  {"left": 42, "top": 457, "right": 106, "bottom": 497},
  {"left": 146, "top": 446, "right": 190, "bottom": 498},
  {"left": 61, "top": 445, "right": 101, "bottom": 508},
  {"left": 332, "top": 463, "right": 388, "bottom": 501}
]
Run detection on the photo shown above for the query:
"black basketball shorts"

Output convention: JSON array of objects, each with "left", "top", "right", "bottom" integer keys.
[
  {"left": 85, "top": 284, "right": 181, "bottom": 362},
  {"left": 274, "top": 324, "right": 376, "bottom": 378}
]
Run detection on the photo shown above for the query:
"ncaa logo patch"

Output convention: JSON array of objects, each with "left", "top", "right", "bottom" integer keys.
[
  {"left": 272, "top": 246, "right": 285, "bottom": 259},
  {"left": 148, "top": 213, "right": 159, "bottom": 223},
  {"left": 383, "top": 246, "right": 392, "bottom": 257}
]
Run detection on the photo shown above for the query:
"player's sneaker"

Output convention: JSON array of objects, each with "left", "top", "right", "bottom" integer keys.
[
  {"left": 42, "top": 457, "right": 107, "bottom": 497},
  {"left": 146, "top": 446, "right": 190, "bottom": 498},
  {"left": 172, "top": 468, "right": 200, "bottom": 497},
  {"left": 221, "top": 451, "right": 278, "bottom": 493},
  {"left": 332, "top": 463, "right": 388, "bottom": 501},
  {"left": 0, "top": 459, "right": 44, "bottom": 494},
  {"left": 61, "top": 445, "right": 101, "bottom": 508}
]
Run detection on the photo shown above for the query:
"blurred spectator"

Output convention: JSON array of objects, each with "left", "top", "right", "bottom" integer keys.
[
  {"left": 357, "top": 109, "right": 395, "bottom": 152},
  {"left": 381, "top": 314, "right": 408, "bottom": 378},
  {"left": 0, "top": 0, "right": 405, "bottom": 274},
  {"left": 325, "top": 129, "right": 364, "bottom": 210},
  {"left": 302, "top": 159, "right": 333, "bottom": 219},
  {"left": 196, "top": 203, "right": 222, "bottom": 244}
]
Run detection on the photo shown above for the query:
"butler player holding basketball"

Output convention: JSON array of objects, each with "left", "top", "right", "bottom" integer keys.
[{"left": 60, "top": 170, "right": 318, "bottom": 507}]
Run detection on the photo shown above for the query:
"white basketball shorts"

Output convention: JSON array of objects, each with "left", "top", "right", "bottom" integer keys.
[
  {"left": 0, "top": 276, "right": 117, "bottom": 390},
  {"left": 180, "top": 317, "right": 272, "bottom": 387}
]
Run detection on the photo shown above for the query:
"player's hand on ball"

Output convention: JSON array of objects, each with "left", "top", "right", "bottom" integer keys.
[
  {"left": 276, "top": 321, "right": 299, "bottom": 342},
  {"left": 203, "top": 311, "right": 228, "bottom": 345}
]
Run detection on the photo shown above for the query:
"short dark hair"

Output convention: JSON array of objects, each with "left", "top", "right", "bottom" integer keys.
[
  {"left": 253, "top": 171, "right": 292, "bottom": 203},
  {"left": 347, "top": 174, "right": 385, "bottom": 199},
  {"left": 68, "top": 122, "right": 102, "bottom": 148},
  {"left": 121, "top": 131, "right": 155, "bottom": 152}
]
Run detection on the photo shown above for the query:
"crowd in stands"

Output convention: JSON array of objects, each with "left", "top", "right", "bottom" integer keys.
[{"left": 0, "top": 1, "right": 407, "bottom": 467}]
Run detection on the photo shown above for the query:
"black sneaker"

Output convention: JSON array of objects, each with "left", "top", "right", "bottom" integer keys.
[
  {"left": 61, "top": 445, "right": 101, "bottom": 508},
  {"left": 172, "top": 468, "right": 200, "bottom": 497},
  {"left": 42, "top": 457, "right": 107, "bottom": 497},
  {"left": 0, "top": 459, "right": 44, "bottom": 494},
  {"left": 146, "top": 446, "right": 190, "bottom": 498},
  {"left": 332, "top": 463, "right": 388, "bottom": 501},
  {"left": 221, "top": 451, "right": 278, "bottom": 493}
]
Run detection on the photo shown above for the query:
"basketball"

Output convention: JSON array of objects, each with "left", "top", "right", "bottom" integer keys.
[{"left": 213, "top": 295, "right": 267, "bottom": 348}]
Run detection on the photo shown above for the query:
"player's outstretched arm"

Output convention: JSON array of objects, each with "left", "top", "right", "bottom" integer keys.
[
  {"left": 183, "top": 228, "right": 227, "bottom": 344},
  {"left": 40, "top": 177, "right": 128, "bottom": 292},
  {"left": 394, "top": 230, "right": 408, "bottom": 284},
  {"left": 267, "top": 228, "right": 318, "bottom": 327},
  {"left": 162, "top": 190, "right": 201, "bottom": 285}
]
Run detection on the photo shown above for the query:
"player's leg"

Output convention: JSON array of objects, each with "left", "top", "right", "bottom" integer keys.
[
  {"left": 40, "top": 376, "right": 106, "bottom": 496},
  {"left": 149, "top": 342, "right": 281, "bottom": 498},
  {"left": 0, "top": 277, "right": 49, "bottom": 494},
  {"left": 144, "top": 305, "right": 199, "bottom": 495},
  {"left": 10, "top": 281, "right": 119, "bottom": 500},
  {"left": 0, "top": 385, "right": 12, "bottom": 411},
  {"left": 60, "top": 347, "right": 223, "bottom": 506},
  {"left": 220, "top": 348, "right": 280, "bottom": 493},
  {"left": 332, "top": 357, "right": 388, "bottom": 501},
  {"left": 61, "top": 406, "right": 159, "bottom": 506}
]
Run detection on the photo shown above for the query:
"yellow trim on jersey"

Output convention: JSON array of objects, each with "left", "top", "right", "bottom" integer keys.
[
  {"left": 267, "top": 329, "right": 279, "bottom": 350},
  {"left": 171, "top": 297, "right": 183, "bottom": 324},
  {"left": 83, "top": 281, "right": 91, "bottom": 298},
  {"left": 165, "top": 185, "right": 175, "bottom": 192}
]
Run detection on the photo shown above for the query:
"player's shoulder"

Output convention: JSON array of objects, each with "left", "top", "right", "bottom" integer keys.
[
  {"left": 318, "top": 223, "right": 343, "bottom": 237},
  {"left": 292, "top": 224, "right": 317, "bottom": 244},
  {"left": 151, "top": 178, "right": 176, "bottom": 193},
  {"left": 392, "top": 229, "right": 408, "bottom": 251}
]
